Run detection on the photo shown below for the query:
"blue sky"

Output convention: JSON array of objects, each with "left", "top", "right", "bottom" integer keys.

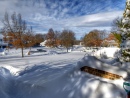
[{"left": 0, "top": 0, "right": 126, "bottom": 39}]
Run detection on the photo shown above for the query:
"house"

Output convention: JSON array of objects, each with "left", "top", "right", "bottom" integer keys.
[
  {"left": 102, "top": 39, "right": 118, "bottom": 47},
  {"left": 0, "top": 34, "right": 8, "bottom": 48},
  {"left": 40, "top": 40, "right": 47, "bottom": 46},
  {"left": 101, "top": 33, "right": 119, "bottom": 47}
]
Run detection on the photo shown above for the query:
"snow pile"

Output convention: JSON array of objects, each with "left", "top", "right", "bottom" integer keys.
[
  {"left": 0, "top": 52, "right": 128, "bottom": 98},
  {"left": 77, "top": 56, "right": 127, "bottom": 78},
  {"left": 80, "top": 79, "right": 124, "bottom": 98},
  {"left": 2, "top": 48, "right": 26, "bottom": 56},
  {"left": 76, "top": 56, "right": 128, "bottom": 96},
  {"left": 93, "top": 47, "right": 120, "bottom": 58},
  {"left": 4, "top": 66, "right": 21, "bottom": 75},
  {"left": 72, "top": 46, "right": 86, "bottom": 52},
  {"left": 121, "top": 62, "right": 130, "bottom": 72},
  {"left": 0, "top": 67, "right": 13, "bottom": 98},
  {"left": 48, "top": 50, "right": 59, "bottom": 55},
  {"left": 0, "top": 49, "right": 4, "bottom": 52},
  {"left": 15, "top": 63, "right": 126, "bottom": 98},
  {"left": 0, "top": 49, "right": 6, "bottom": 56}
]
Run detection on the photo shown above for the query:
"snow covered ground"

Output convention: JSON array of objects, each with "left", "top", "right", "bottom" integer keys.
[
  {"left": 93, "top": 47, "right": 120, "bottom": 58},
  {"left": 0, "top": 46, "right": 129, "bottom": 98}
]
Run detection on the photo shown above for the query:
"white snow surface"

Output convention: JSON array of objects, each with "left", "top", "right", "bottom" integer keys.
[
  {"left": 93, "top": 47, "right": 120, "bottom": 58},
  {"left": 0, "top": 47, "right": 129, "bottom": 98}
]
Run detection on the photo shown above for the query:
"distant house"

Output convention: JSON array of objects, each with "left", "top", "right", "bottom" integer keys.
[
  {"left": 40, "top": 40, "right": 47, "bottom": 46},
  {"left": 102, "top": 39, "right": 118, "bottom": 47},
  {"left": 79, "top": 42, "right": 84, "bottom": 46},
  {"left": 0, "top": 34, "right": 8, "bottom": 48},
  {"left": 101, "top": 33, "right": 118, "bottom": 47}
]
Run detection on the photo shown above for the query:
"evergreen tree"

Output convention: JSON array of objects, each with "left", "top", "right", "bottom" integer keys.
[{"left": 120, "top": 0, "right": 130, "bottom": 62}]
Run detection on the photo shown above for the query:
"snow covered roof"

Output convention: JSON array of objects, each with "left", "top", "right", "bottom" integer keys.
[{"left": 40, "top": 40, "right": 47, "bottom": 46}]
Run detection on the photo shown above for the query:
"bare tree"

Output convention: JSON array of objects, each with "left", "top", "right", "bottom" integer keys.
[
  {"left": 34, "top": 33, "right": 45, "bottom": 46},
  {"left": 60, "top": 30, "right": 75, "bottom": 52},
  {"left": 83, "top": 30, "right": 103, "bottom": 47},
  {"left": 45, "top": 28, "right": 56, "bottom": 47},
  {"left": 23, "top": 27, "right": 36, "bottom": 51},
  {"left": 54, "top": 31, "right": 61, "bottom": 47},
  {"left": 2, "top": 12, "right": 30, "bottom": 57}
]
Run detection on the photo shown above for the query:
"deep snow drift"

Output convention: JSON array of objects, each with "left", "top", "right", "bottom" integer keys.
[
  {"left": 0, "top": 57, "right": 128, "bottom": 98},
  {"left": 0, "top": 47, "right": 129, "bottom": 98},
  {"left": 93, "top": 47, "right": 120, "bottom": 58}
]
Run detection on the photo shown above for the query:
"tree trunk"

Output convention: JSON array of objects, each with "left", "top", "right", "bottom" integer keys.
[
  {"left": 21, "top": 47, "right": 24, "bottom": 57},
  {"left": 67, "top": 48, "right": 68, "bottom": 52},
  {"left": 30, "top": 47, "right": 31, "bottom": 51}
]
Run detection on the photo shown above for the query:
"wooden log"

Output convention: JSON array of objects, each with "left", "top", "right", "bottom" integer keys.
[{"left": 80, "top": 66, "right": 122, "bottom": 80}]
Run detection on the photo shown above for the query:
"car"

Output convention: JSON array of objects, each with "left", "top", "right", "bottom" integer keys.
[{"left": 37, "top": 49, "right": 47, "bottom": 52}]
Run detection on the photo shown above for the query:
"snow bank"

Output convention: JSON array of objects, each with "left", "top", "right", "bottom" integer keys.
[
  {"left": 48, "top": 50, "right": 59, "bottom": 54},
  {"left": 0, "top": 54, "right": 128, "bottom": 98},
  {"left": 94, "top": 47, "right": 120, "bottom": 58},
  {"left": 10, "top": 56, "right": 126, "bottom": 98},
  {"left": 0, "top": 49, "right": 6, "bottom": 56},
  {"left": 77, "top": 56, "right": 127, "bottom": 78},
  {"left": 4, "top": 66, "right": 21, "bottom": 75},
  {"left": 76, "top": 56, "right": 128, "bottom": 96},
  {"left": 15, "top": 64, "right": 126, "bottom": 98},
  {"left": 72, "top": 46, "right": 86, "bottom": 52},
  {"left": 121, "top": 62, "right": 130, "bottom": 73},
  {"left": 0, "top": 67, "right": 13, "bottom": 98},
  {"left": 87, "top": 79, "right": 124, "bottom": 98}
]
